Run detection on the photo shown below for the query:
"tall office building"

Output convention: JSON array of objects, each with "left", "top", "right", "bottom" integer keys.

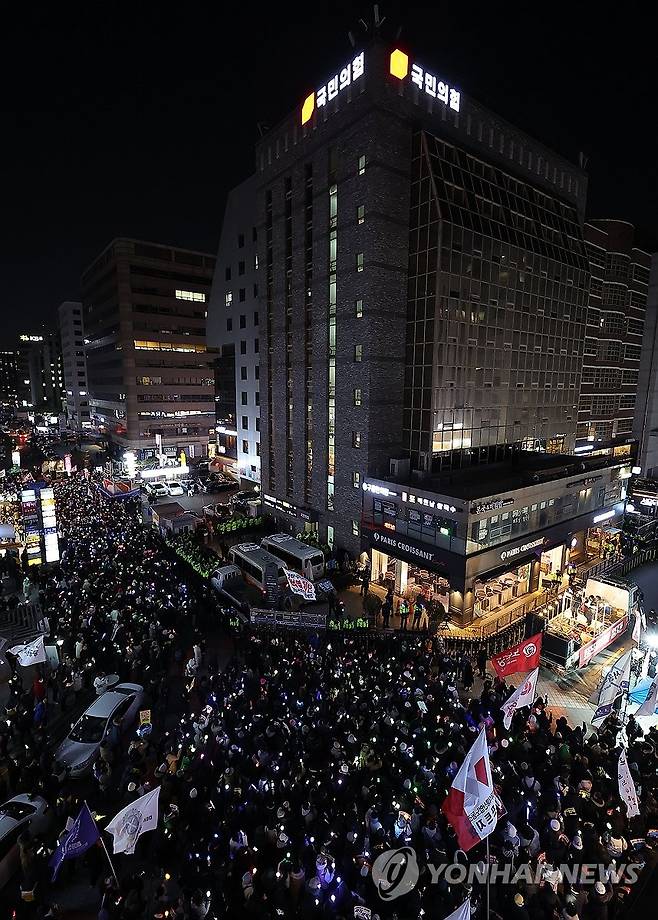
[
  {"left": 577, "top": 221, "right": 650, "bottom": 451},
  {"left": 634, "top": 253, "right": 658, "bottom": 476},
  {"left": 58, "top": 301, "right": 91, "bottom": 429},
  {"left": 207, "top": 176, "right": 261, "bottom": 484},
  {"left": 16, "top": 332, "right": 64, "bottom": 415},
  {"left": 81, "top": 238, "right": 216, "bottom": 459},
  {"left": 0, "top": 351, "right": 19, "bottom": 407},
  {"left": 226, "top": 41, "right": 593, "bottom": 555}
]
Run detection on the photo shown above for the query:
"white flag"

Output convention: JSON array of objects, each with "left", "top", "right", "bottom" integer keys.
[
  {"left": 632, "top": 612, "right": 642, "bottom": 643},
  {"left": 105, "top": 787, "right": 160, "bottom": 854},
  {"left": 283, "top": 568, "right": 316, "bottom": 602},
  {"left": 442, "top": 728, "right": 497, "bottom": 851},
  {"left": 444, "top": 899, "right": 471, "bottom": 920},
  {"left": 618, "top": 749, "right": 640, "bottom": 817},
  {"left": 501, "top": 668, "right": 540, "bottom": 730},
  {"left": 592, "top": 649, "right": 633, "bottom": 725},
  {"left": 636, "top": 676, "right": 658, "bottom": 718},
  {"left": 9, "top": 634, "right": 46, "bottom": 667}
]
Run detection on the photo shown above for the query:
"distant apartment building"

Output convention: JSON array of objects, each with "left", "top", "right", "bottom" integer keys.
[
  {"left": 207, "top": 176, "right": 261, "bottom": 484},
  {"left": 0, "top": 351, "right": 19, "bottom": 407},
  {"left": 577, "top": 221, "right": 650, "bottom": 452},
  {"left": 81, "top": 238, "right": 216, "bottom": 459},
  {"left": 58, "top": 301, "right": 91, "bottom": 429},
  {"left": 16, "top": 332, "right": 64, "bottom": 415}
]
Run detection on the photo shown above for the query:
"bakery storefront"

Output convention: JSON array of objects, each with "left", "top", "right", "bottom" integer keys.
[{"left": 368, "top": 529, "right": 456, "bottom": 613}]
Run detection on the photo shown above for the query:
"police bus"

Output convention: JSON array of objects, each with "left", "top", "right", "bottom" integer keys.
[
  {"left": 260, "top": 534, "right": 325, "bottom": 582},
  {"left": 228, "top": 543, "right": 287, "bottom": 592}
]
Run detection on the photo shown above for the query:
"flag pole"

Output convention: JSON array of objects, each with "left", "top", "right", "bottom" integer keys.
[
  {"left": 487, "top": 834, "right": 491, "bottom": 920},
  {"left": 85, "top": 800, "right": 119, "bottom": 886}
]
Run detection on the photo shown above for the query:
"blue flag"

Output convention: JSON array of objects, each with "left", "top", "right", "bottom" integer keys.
[{"left": 49, "top": 803, "right": 100, "bottom": 880}]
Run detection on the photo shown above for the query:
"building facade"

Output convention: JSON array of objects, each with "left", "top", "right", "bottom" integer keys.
[
  {"left": 239, "top": 41, "right": 591, "bottom": 554},
  {"left": 634, "top": 252, "right": 658, "bottom": 476},
  {"left": 207, "top": 176, "right": 261, "bottom": 484},
  {"left": 16, "top": 333, "right": 64, "bottom": 415},
  {"left": 81, "top": 238, "right": 216, "bottom": 459},
  {"left": 577, "top": 221, "right": 650, "bottom": 451},
  {"left": 361, "top": 451, "right": 631, "bottom": 624},
  {"left": 58, "top": 301, "right": 90, "bottom": 429},
  {"left": 0, "top": 351, "right": 19, "bottom": 407}
]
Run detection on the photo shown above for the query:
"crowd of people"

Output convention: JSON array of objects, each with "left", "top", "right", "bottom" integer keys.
[{"left": 0, "top": 473, "right": 657, "bottom": 920}]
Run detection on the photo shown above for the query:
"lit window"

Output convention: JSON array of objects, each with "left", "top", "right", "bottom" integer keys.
[
  {"left": 133, "top": 341, "right": 207, "bottom": 353},
  {"left": 352, "top": 520, "right": 360, "bottom": 537},
  {"left": 175, "top": 290, "right": 206, "bottom": 303},
  {"left": 358, "top": 154, "right": 366, "bottom": 175},
  {"left": 353, "top": 389, "right": 362, "bottom": 407},
  {"left": 356, "top": 253, "right": 364, "bottom": 272},
  {"left": 356, "top": 299, "right": 363, "bottom": 318},
  {"left": 225, "top": 292, "right": 233, "bottom": 307},
  {"left": 354, "top": 344, "right": 363, "bottom": 362},
  {"left": 353, "top": 431, "right": 361, "bottom": 447},
  {"left": 353, "top": 471, "right": 361, "bottom": 488},
  {"left": 254, "top": 255, "right": 259, "bottom": 270},
  {"left": 357, "top": 205, "right": 365, "bottom": 225},
  {"left": 242, "top": 439, "right": 249, "bottom": 454}
]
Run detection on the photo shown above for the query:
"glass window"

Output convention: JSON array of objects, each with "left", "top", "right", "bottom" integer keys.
[
  {"left": 240, "top": 340, "right": 247, "bottom": 355},
  {"left": 242, "top": 439, "right": 249, "bottom": 453},
  {"left": 352, "top": 520, "right": 360, "bottom": 537},
  {"left": 356, "top": 299, "right": 363, "bottom": 318},
  {"left": 238, "top": 233, "right": 245, "bottom": 248},
  {"left": 240, "top": 315, "right": 246, "bottom": 329},
  {"left": 242, "top": 416, "right": 249, "bottom": 429},
  {"left": 353, "top": 431, "right": 361, "bottom": 447},
  {"left": 356, "top": 253, "right": 364, "bottom": 272},
  {"left": 357, "top": 205, "right": 365, "bottom": 225},
  {"left": 358, "top": 154, "right": 366, "bottom": 175},
  {"left": 226, "top": 318, "right": 232, "bottom": 331},
  {"left": 353, "top": 471, "right": 361, "bottom": 488},
  {"left": 353, "top": 388, "right": 362, "bottom": 406},
  {"left": 354, "top": 344, "right": 363, "bottom": 362},
  {"left": 241, "top": 392, "right": 248, "bottom": 405},
  {"left": 238, "top": 261, "right": 245, "bottom": 275},
  {"left": 225, "top": 292, "right": 232, "bottom": 307},
  {"left": 225, "top": 267, "right": 231, "bottom": 281}
]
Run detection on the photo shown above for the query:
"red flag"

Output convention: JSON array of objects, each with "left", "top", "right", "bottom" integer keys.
[
  {"left": 490, "top": 632, "right": 542, "bottom": 678},
  {"left": 441, "top": 729, "right": 498, "bottom": 851}
]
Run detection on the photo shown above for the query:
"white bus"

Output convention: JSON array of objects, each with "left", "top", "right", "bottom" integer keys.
[
  {"left": 228, "top": 543, "right": 287, "bottom": 592},
  {"left": 260, "top": 534, "right": 325, "bottom": 582}
]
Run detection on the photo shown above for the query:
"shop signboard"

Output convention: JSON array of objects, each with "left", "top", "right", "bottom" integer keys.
[
  {"left": 250, "top": 609, "right": 327, "bottom": 629},
  {"left": 578, "top": 613, "right": 629, "bottom": 669},
  {"left": 368, "top": 528, "right": 447, "bottom": 567}
]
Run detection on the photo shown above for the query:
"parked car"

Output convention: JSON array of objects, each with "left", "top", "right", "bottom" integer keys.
[
  {"left": 55, "top": 683, "right": 144, "bottom": 777},
  {"left": 229, "top": 489, "right": 260, "bottom": 509},
  {"left": 166, "top": 481, "right": 184, "bottom": 496},
  {"left": 200, "top": 475, "right": 236, "bottom": 494},
  {"left": 203, "top": 502, "right": 233, "bottom": 521},
  {"left": 146, "top": 482, "right": 170, "bottom": 499},
  {"left": 0, "top": 795, "right": 52, "bottom": 890},
  {"left": 179, "top": 478, "right": 199, "bottom": 495}
]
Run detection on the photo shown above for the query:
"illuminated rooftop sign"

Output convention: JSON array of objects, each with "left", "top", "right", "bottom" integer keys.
[
  {"left": 301, "top": 52, "right": 365, "bottom": 125},
  {"left": 389, "top": 48, "right": 460, "bottom": 113}
]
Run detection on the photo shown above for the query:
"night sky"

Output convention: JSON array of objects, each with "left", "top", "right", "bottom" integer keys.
[{"left": 2, "top": 2, "right": 656, "bottom": 342}]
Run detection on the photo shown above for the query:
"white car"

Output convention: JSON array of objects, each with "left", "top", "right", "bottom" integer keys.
[
  {"left": 55, "top": 683, "right": 144, "bottom": 777},
  {"left": 166, "top": 481, "right": 184, "bottom": 496},
  {"left": 0, "top": 795, "right": 52, "bottom": 890},
  {"left": 147, "top": 482, "right": 170, "bottom": 499}
]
